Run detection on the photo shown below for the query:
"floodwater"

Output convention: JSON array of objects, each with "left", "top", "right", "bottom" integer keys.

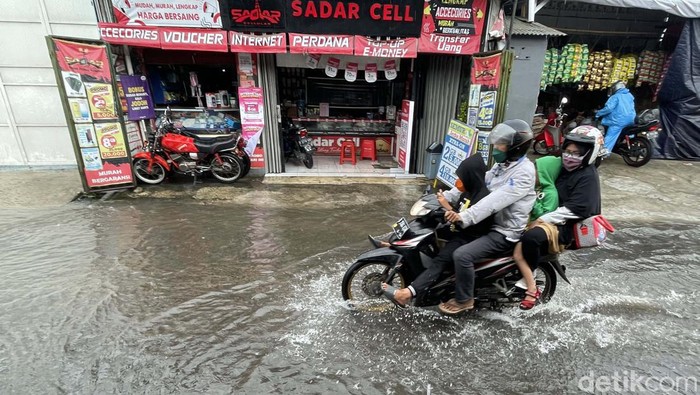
[{"left": 1, "top": 183, "right": 698, "bottom": 394}]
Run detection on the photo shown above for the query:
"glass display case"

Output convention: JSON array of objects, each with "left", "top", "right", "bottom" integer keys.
[
  {"left": 155, "top": 108, "right": 241, "bottom": 134},
  {"left": 292, "top": 118, "right": 395, "bottom": 136}
]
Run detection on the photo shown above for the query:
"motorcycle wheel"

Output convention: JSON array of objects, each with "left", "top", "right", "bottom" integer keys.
[
  {"left": 622, "top": 137, "right": 652, "bottom": 167},
  {"left": 302, "top": 153, "right": 314, "bottom": 169},
  {"left": 538, "top": 263, "right": 558, "bottom": 303},
  {"left": 240, "top": 154, "right": 251, "bottom": 177},
  {"left": 533, "top": 139, "right": 548, "bottom": 155},
  {"left": 341, "top": 261, "right": 405, "bottom": 308},
  {"left": 133, "top": 158, "right": 166, "bottom": 185},
  {"left": 210, "top": 154, "right": 243, "bottom": 183}
]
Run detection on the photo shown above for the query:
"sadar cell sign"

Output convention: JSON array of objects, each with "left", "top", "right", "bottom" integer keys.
[
  {"left": 437, "top": 119, "right": 477, "bottom": 188},
  {"left": 222, "top": 0, "right": 424, "bottom": 37}
]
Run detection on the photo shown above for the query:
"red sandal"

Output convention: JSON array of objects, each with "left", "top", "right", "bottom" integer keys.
[{"left": 519, "top": 288, "right": 541, "bottom": 310}]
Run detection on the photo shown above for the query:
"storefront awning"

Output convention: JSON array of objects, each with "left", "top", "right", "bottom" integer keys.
[{"left": 569, "top": 0, "right": 700, "bottom": 19}]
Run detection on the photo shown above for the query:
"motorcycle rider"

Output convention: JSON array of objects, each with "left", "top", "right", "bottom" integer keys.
[
  {"left": 438, "top": 120, "right": 537, "bottom": 315},
  {"left": 519, "top": 126, "right": 603, "bottom": 278},
  {"left": 596, "top": 81, "right": 636, "bottom": 155},
  {"left": 380, "top": 154, "right": 494, "bottom": 307}
]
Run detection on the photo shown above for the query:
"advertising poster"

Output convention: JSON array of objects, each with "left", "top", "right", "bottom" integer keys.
[
  {"left": 111, "top": 0, "right": 222, "bottom": 28},
  {"left": 397, "top": 100, "right": 415, "bottom": 172},
  {"left": 120, "top": 75, "right": 156, "bottom": 121},
  {"left": 418, "top": 0, "right": 487, "bottom": 55},
  {"left": 238, "top": 87, "right": 265, "bottom": 168},
  {"left": 95, "top": 122, "right": 128, "bottom": 160},
  {"left": 476, "top": 91, "right": 497, "bottom": 129},
  {"left": 468, "top": 84, "right": 481, "bottom": 107},
  {"left": 354, "top": 37, "right": 418, "bottom": 58},
  {"left": 476, "top": 130, "right": 490, "bottom": 165},
  {"left": 76, "top": 124, "right": 97, "bottom": 148},
  {"left": 86, "top": 83, "right": 118, "bottom": 120},
  {"left": 81, "top": 148, "right": 103, "bottom": 171},
  {"left": 62, "top": 71, "right": 86, "bottom": 97},
  {"left": 467, "top": 107, "right": 478, "bottom": 127},
  {"left": 49, "top": 37, "right": 135, "bottom": 191},
  {"left": 345, "top": 62, "right": 358, "bottom": 82},
  {"left": 68, "top": 98, "right": 92, "bottom": 123},
  {"left": 365, "top": 63, "right": 377, "bottom": 83},
  {"left": 436, "top": 119, "right": 477, "bottom": 188}
]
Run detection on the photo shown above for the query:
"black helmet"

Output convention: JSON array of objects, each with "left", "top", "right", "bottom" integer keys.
[
  {"left": 608, "top": 81, "right": 626, "bottom": 96},
  {"left": 489, "top": 119, "right": 534, "bottom": 161}
]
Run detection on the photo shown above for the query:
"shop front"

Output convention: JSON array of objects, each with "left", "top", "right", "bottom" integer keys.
[{"left": 92, "top": 0, "right": 495, "bottom": 177}]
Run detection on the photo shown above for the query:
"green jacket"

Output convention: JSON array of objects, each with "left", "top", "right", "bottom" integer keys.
[{"left": 530, "top": 156, "right": 561, "bottom": 221}]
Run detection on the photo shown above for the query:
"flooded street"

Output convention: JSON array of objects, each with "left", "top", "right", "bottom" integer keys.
[{"left": 1, "top": 165, "right": 699, "bottom": 393}]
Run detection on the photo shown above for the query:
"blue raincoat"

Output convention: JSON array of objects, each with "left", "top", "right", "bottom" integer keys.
[{"left": 597, "top": 88, "right": 636, "bottom": 154}]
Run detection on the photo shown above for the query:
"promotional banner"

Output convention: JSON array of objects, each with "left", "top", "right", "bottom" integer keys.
[
  {"left": 159, "top": 27, "right": 228, "bottom": 52},
  {"left": 120, "top": 75, "right": 156, "bottom": 121},
  {"left": 354, "top": 37, "right": 418, "bottom": 58},
  {"left": 98, "top": 23, "right": 161, "bottom": 48},
  {"left": 418, "top": 0, "right": 487, "bottom": 55},
  {"left": 238, "top": 87, "right": 265, "bottom": 168},
  {"left": 325, "top": 57, "right": 340, "bottom": 77},
  {"left": 289, "top": 33, "right": 354, "bottom": 54},
  {"left": 397, "top": 100, "right": 415, "bottom": 172},
  {"left": 475, "top": 130, "right": 490, "bottom": 165},
  {"left": 345, "top": 62, "right": 358, "bottom": 82},
  {"left": 49, "top": 37, "right": 134, "bottom": 191},
  {"left": 471, "top": 52, "right": 502, "bottom": 89},
  {"left": 365, "top": 63, "right": 377, "bottom": 82},
  {"left": 229, "top": 31, "right": 287, "bottom": 53},
  {"left": 112, "top": 0, "right": 223, "bottom": 28},
  {"left": 436, "top": 119, "right": 477, "bottom": 188},
  {"left": 86, "top": 83, "right": 118, "bottom": 120},
  {"left": 385, "top": 59, "right": 397, "bottom": 80},
  {"left": 476, "top": 91, "right": 497, "bottom": 129}
]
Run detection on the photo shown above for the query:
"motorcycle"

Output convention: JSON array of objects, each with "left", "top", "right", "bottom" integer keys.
[
  {"left": 341, "top": 193, "right": 570, "bottom": 310},
  {"left": 595, "top": 109, "right": 659, "bottom": 168},
  {"left": 533, "top": 97, "right": 568, "bottom": 155},
  {"left": 132, "top": 108, "right": 248, "bottom": 185},
  {"left": 281, "top": 120, "right": 315, "bottom": 169}
]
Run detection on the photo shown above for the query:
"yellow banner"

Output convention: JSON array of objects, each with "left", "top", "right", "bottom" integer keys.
[
  {"left": 86, "top": 82, "right": 117, "bottom": 120},
  {"left": 95, "top": 122, "right": 127, "bottom": 159}
]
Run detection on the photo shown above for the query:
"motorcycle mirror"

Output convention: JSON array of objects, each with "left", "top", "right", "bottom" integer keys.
[{"left": 560, "top": 97, "right": 569, "bottom": 105}]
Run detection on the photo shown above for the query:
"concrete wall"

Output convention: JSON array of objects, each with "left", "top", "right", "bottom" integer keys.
[
  {"left": 503, "top": 36, "right": 547, "bottom": 125},
  {"left": 0, "top": 0, "right": 99, "bottom": 166}
]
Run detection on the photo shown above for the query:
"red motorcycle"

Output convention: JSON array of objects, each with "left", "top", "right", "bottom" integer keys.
[
  {"left": 533, "top": 97, "right": 567, "bottom": 155},
  {"left": 132, "top": 109, "right": 248, "bottom": 185}
]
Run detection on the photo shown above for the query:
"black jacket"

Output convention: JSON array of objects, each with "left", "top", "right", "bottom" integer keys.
[
  {"left": 556, "top": 164, "right": 602, "bottom": 244},
  {"left": 453, "top": 155, "right": 494, "bottom": 239}
]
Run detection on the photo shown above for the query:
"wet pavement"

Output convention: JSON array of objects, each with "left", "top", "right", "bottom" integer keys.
[{"left": 1, "top": 157, "right": 699, "bottom": 393}]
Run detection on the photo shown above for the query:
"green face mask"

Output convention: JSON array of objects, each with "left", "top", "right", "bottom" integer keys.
[{"left": 492, "top": 148, "right": 508, "bottom": 163}]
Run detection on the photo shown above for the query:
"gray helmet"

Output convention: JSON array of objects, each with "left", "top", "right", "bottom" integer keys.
[
  {"left": 489, "top": 119, "right": 534, "bottom": 161},
  {"left": 608, "top": 81, "right": 626, "bottom": 96}
]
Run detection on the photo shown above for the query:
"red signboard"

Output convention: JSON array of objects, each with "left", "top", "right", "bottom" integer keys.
[
  {"left": 98, "top": 23, "right": 161, "bottom": 48},
  {"left": 289, "top": 33, "right": 354, "bottom": 54},
  {"left": 471, "top": 52, "right": 502, "bottom": 89},
  {"left": 54, "top": 39, "right": 112, "bottom": 82},
  {"left": 229, "top": 31, "right": 287, "bottom": 53},
  {"left": 354, "top": 37, "right": 418, "bottom": 58},
  {"left": 159, "top": 27, "right": 228, "bottom": 52},
  {"left": 418, "top": 0, "right": 487, "bottom": 55}
]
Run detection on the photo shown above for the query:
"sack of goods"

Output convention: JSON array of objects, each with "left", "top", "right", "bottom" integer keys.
[
  {"left": 610, "top": 55, "right": 637, "bottom": 84},
  {"left": 636, "top": 50, "right": 666, "bottom": 86},
  {"left": 582, "top": 50, "right": 614, "bottom": 91}
]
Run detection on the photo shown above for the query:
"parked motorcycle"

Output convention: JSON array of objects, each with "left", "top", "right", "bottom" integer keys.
[
  {"left": 533, "top": 97, "right": 568, "bottom": 155},
  {"left": 281, "top": 120, "right": 315, "bottom": 169},
  {"left": 132, "top": 109, "right": 247, "bottom": 184},
  {"left": 341, "top": 194, "right": 570, "bottom": 310},
  {"left": 595, "top": 109, "right": 659, "bottom": 167}
]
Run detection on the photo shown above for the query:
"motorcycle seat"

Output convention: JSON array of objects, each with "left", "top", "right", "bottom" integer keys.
[
  {"left": 194, "top": 135, "right": 237, "bottom": 153},
  {"left": 621, "top": 120, "right": 657, "bottom": 135},
  {"left": 180, "top": 130, "right": 235, "bottom": 141}
]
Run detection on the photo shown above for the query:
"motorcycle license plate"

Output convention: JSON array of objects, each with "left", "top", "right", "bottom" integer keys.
[{"left": 392, "top": 218, "right": 410, "bottom": 239}]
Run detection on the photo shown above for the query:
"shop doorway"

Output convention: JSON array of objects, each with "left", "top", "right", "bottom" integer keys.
[{"left": 274, "top": 54, "right": 411, "bottom": 175}]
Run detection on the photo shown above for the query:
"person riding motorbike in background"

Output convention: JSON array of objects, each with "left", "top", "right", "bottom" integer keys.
[
  {"left": 438, "top": 120, "right": 537, "bottom": 315},
  {"left": 519, "top": 126, "right": 603, "bottom": 282},
  {"left": 596, "top": 81, "right": 636, "bottom": 156},
  {"left": 380, "top": 154, "right": 494, "bottom": 307}
]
